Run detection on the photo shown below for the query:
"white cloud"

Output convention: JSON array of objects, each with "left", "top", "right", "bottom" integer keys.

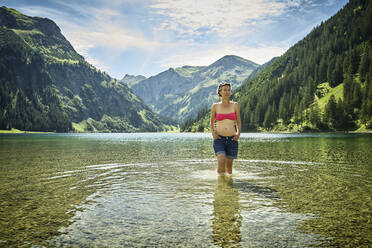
[
  {"left": 63, "top": 7, "right": 162, "bottom": 53},
  {"left": 16, "top": 4, "right": 162, "bottom": 74},
  {"left": 157, "top": 43, "right": 289, "bottom": 69},
  {"left": 12, "top": 0, "right": 340, "bottom": 78},
  {"left": 21, "top": 4, "right": 159, "bottom": 51},
  {"left": 149, "top": 0, "right": 288, "bottom": 38}
]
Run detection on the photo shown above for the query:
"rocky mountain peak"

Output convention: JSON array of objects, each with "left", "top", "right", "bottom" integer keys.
[
  {"left": 209, "top": 55, "right": 259, "bottom": 70},
  {"left": 120, "top": 74, "right": 147, "bottom": 87}
]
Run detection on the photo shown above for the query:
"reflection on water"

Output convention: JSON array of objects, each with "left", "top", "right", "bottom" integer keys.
[
  {"left": 0, "top": 133, "right": 371, "bottom": 247},
  {"left": 212, "top": 176, "right": 242, "bottom": 247}
]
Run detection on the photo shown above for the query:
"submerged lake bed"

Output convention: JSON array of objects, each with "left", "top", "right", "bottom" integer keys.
[{"left": 0, "top": 132, "right": 371, "bottom": 247}]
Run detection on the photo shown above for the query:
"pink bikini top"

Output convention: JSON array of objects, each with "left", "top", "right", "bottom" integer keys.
[{"left": 215, "top": 112, "right": 236, "bottom": 121}]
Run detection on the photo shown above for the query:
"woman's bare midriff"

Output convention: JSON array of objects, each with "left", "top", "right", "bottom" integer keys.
[{"left": 216, "top": 119, "right": 236, "bottom": 136}]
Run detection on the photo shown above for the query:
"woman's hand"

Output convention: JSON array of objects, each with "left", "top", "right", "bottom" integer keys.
[
  {"left": 233, "top": 133, "right": 240, "bottom": 141},
  {"left": 212, "top": 130, "right": 220, "bottom": 139}
]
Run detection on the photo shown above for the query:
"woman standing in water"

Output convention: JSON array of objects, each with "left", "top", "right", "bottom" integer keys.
[{"left": 210, "top": 83, "right": 242, "bottom": 176}]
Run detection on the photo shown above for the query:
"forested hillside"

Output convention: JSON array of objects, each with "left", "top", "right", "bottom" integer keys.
[
  {"left": 183, "top": 0, "right": 372, "bottom": 132},
  {"left": 0, "top": 7, "right": 170, "bottom": 132}
]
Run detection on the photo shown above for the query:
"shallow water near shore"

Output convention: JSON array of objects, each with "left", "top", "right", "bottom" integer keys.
[{"left": 0, "top": 132, "right": 371, "bottom": 247}]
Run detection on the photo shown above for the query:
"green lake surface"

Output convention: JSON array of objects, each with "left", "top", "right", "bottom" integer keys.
[{"left": 0, "top": 132, "right": 371, "bottom": 247}]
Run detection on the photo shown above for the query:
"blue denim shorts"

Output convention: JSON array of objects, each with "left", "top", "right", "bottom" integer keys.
[{"left": 213, "top": 135, "right": 238, "bottom": 159}]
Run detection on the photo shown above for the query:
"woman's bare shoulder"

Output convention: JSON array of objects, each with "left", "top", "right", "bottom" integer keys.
[
  {"left": 211, "top": 102, "right": 218, "bottom": 111},
  {"left": 231, "top": 101, "right": 239, "bottom": 111}
]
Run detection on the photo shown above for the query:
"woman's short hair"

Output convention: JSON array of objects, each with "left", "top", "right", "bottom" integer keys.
[{"left": 217, "top": 82, "right": 231, "bottom": 96}]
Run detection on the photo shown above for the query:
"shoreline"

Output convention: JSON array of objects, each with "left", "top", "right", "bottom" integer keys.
[
  {"left": 0, "top": 128, "right": 55, "bottom": 134},
  {"left": 1, "top": 129, "right": 371, "bottom": 134}
]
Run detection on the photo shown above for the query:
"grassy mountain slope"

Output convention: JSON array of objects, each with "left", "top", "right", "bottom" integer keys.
[{"left": 0, "top": 6, "right": 171, "bottom": 132}]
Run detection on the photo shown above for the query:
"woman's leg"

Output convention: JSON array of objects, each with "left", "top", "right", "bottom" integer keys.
[
  {"left": 225, "top": 158, "right": 233, "bottom": 174},
  {"left": 217, "top": 153, "right": 226, "bottom": 175}
]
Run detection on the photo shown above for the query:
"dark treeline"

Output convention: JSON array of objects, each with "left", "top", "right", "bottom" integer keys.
[
  {"left": 180, "top": 105, "right": 209, "bottom": 132},
  {"left": 234, "top": 0, "right": 372, "bottom": 131}
]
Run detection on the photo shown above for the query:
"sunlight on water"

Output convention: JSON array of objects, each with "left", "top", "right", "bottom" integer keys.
[
  {"left": 0, "top": 133, "right": 371, "bottom": 247},
  {"left": 238, "top": 159, "right": 323, "bottom": 165},
  {"left": 43, "top": 160, "right": 322, "bottom": 247},
  {"left": 191, "top": 169, "right": 267, "bottom": 181}
]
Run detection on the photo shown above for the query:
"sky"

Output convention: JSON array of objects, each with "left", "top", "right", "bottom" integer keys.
[{"left": 2, "top": 0, "right": 348, "bottom": 79}]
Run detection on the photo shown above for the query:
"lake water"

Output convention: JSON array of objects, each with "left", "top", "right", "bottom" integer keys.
[{"left": 0, "top": 132, "right": 371, "bottom": 247}]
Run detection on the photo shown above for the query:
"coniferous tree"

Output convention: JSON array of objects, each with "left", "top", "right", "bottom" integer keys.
[
  {"left": 349, "top": 49, "right": 360, "bottom": 74},
  {"left": 325, "top": 95, "right": 338, "bottom": 129},
  {"left": 332, "top": 56, "right": 344, "bottom": 86},
  {"left": 263, "top": 104, "right": 272, "bottom": 129},
  {"left": 279, "top": 94, "right": 290, "bottom": 123},
  {"left": 309, "top": 103, "right": 322, "bottom": 129},
  {"left": 358, "top": 44, "right": 370, "bottom": 82},
  {"left": 361, "top": 67, "right": 372, "bottom": 126}
]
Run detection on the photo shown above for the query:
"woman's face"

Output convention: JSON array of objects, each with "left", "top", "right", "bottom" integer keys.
[{"left": 220, "top": 85, "right": 231, "bottom": 97}]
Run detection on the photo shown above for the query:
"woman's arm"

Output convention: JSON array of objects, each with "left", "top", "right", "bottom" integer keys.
[
  {"left": 234, "top": 102, "right": 242, "bottom": 140},
  {"left": 210, "top": 103, "right": 219, "bottom": 139}
]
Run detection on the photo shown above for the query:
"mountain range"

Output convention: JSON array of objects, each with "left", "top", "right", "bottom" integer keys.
[
  {"left": 126, "top": 55, "right": 259, "bottom": 122},
  {"left": 2, "top": 0, "right": 370, "bottom": 134}
]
